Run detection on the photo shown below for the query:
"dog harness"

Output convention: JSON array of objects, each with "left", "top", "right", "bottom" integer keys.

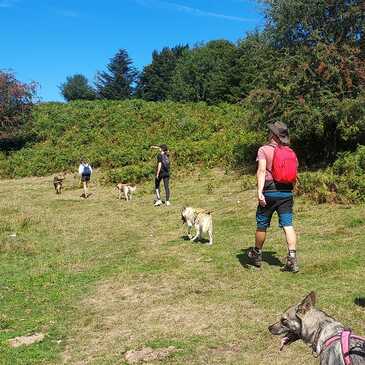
[{"left": 322, "top": 329, "right": 365, "bottom": 365}]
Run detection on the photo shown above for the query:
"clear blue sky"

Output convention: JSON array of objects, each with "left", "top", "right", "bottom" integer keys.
[{"left": 0, "top": 0, "right": 265, "bottom": 101}]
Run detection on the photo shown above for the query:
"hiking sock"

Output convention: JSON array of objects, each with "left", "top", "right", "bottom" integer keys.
[
  {"left": 288, "top": 249, "right": 296, "bottom": 258},
  {"left": 254, "top": 247, "right": 262, "bottom": 255}
]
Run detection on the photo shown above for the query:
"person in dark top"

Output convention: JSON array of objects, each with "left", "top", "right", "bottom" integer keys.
[{"left": 151, "top": 144, "right": 170, "bottom": 206}]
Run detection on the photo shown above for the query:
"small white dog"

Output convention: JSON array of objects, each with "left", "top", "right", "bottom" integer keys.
[
  {"left": 116, "top": 183, "right": 136, "bottom": 201},
  {"left": 181, "top": 206, "right": 213, "bottom": 245}
]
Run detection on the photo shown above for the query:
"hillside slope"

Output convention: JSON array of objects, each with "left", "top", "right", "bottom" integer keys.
[{"left": 0, "top": 100, "right": 262, "bottom": 181}]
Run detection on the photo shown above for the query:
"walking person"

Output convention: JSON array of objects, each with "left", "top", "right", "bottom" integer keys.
[
  {"left": 78, "top": 158, "right": 92, "bottom": 199},
  {"left": 247, "top": 122, "right": 299, "bottom": 272},
  {"left": 151, "top": 144, "right": 171, "bottom": 206}
]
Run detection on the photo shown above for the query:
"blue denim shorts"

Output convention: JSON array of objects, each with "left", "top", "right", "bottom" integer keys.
[{"left": 256, "top": 191, "right": 294, "bottom": 231}]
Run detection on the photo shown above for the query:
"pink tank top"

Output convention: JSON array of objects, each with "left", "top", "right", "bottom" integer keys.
[{"left": 256, "top": 143, "right": 277, "bottom": 181}]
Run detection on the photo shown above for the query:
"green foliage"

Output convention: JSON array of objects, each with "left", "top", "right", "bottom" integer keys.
[
  {"left": 263, "top": 0, "right": 364, "bottom": 48},
  {"left": 244, "top": 36, "right": 365, "bottom": 164},
  {"left": 170, "top": 40, "right": 238, "bottom": 104},
  {"left": 59, "top": 74, "right": 96, "bottom": 102},
  {"left": 0, "top": 100, "right": 253, "bottom": 181},
  {"left": 296, "top": 146, "right": 365, "bottom": 203},
  {"left": 95, "top": 49, "right": 138, "bottom": 99},
  {"left": 136, "top": 45, "right": 188, "bottom": 101},
  {"left": 233, "top": 131, "right": 266, "bottom": 168},
  {"left": 101, "top": 163, "right": 154, "bottom": 184},
  {"left": 231, "top": 33, "right": 280, "bottom": 99}
]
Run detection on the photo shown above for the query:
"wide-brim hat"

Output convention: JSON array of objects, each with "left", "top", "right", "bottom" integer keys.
[{"left": 268, "top": 121, "right": 290, "bottom": 145}]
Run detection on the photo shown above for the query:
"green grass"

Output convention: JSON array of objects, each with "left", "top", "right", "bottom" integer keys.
[{"left": 0, "top": 169, "right": 364, "bottom": 364}]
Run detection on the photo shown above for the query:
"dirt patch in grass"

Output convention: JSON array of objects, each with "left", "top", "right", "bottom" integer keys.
[
  {"left": 62, "top": 275, "right": 315, "bottom": 365},
  {"left": 8, "top": 333, "right": 45, "bottom": 348}
]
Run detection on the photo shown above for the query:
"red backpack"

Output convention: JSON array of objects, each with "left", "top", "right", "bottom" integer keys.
[{"left": 272, "top": 145, "right": 298, "bottom": 184}]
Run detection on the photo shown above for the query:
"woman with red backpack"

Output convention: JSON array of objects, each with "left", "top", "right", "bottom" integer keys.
[{"left": 247, "top": 122, "right": 299, "bottom": 273}]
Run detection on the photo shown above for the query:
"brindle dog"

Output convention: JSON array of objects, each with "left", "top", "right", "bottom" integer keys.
[{"left": 269, "top": 292, "right": 365, "bottom": 365}]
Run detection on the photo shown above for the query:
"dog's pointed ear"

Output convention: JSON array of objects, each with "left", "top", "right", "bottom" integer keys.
[{"left": 297, "top": 291, "right": 316, "bottom": 317}]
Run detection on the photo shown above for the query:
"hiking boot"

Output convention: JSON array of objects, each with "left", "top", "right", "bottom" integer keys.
[
  {"left": 154, "top": 200, "right": 162, "bottom": 206},
  {"left": 281, "top": 256, "right": 299, "bottom": 273},
  {"left": 247, "top": 247, "right": 262, "bottom": 268}
]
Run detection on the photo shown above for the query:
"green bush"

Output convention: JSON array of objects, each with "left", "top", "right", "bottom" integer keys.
[
  {"left": 101, "top": 163, "right": 154, "bottom": 184},
  {"left": 0, "top": 100, "right": 257, "bottom": 181},
  {"left": 296, "top": 146, "right": 365, "bottom": 204}
]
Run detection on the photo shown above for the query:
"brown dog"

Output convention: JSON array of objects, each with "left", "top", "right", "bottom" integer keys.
[{"left": 53, "top": 173, "right": 65, "bottom": 194}]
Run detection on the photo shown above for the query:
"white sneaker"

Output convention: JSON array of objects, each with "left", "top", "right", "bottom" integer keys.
[
  {"left": 154, "top": 200, "right": 162, "bottom": 206},
  {"left": 166, "top": 201, "right": 171, "bottom": 206}
]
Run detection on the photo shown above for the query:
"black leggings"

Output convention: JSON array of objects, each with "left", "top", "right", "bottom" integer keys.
[{"left": 155, "top": 176, "right": 170, "bottom": 201}]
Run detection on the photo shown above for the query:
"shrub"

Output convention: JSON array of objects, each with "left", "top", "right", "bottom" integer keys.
[
  {"left": 296, "top": 146, "right": 365, "bottom": 204},
  {"left": 0, "top": 100, "right": 258, "bottom": 181}
]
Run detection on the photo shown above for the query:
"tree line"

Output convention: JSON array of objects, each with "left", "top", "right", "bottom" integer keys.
[{"left": 1, "top": 0, "right": 364, "bottom": 165}]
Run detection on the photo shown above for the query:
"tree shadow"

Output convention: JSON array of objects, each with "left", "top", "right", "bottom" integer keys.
[
  {"left": 354, "top": 297, "right": 365, "bottom": 308},
  {"left": 0, "top": 133, "right": 37, "bottom": 153},
  {"left": 237, "top": 248, "right": 283, "bottom": 269}
]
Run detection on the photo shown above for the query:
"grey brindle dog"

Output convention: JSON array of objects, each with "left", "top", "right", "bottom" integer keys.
[{"left": 269, "top": 292, "right": 365, "bottom": 364}]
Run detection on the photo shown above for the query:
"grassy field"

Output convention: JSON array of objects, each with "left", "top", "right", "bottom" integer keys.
[{"left": 0, "top": 169, "right": 364, "bottom": 364}]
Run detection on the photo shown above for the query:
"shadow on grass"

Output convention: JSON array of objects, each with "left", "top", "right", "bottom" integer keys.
[
  {"left": 355, "top": 297, "right": 365, "bottom": 308},
  {"left": 237, "top": 248, "right": 282, "bottom": 269},
  {"left": 180, "top": 235, "right": 211, "bottom": 244}
]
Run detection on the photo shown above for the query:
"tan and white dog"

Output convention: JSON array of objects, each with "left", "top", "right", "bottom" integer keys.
[
  {"left": 181, "top": 207, "right": 213, "bottom": 245},
  {"left": 116, "top": 183, "right": 137, "bottom": 201}
]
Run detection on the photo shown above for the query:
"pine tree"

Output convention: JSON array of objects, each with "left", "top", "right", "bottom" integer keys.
[{"left": 96, "top": 49, "right": 138, "bottom": 99}]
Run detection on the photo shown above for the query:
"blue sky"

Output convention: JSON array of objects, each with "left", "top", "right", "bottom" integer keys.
[{"left": 0, "top": 0, "right": 265, "bottom": 101}]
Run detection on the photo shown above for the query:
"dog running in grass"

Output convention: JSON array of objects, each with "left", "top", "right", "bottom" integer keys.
[
  {"left": 269, "top": 292, "right": 365, "bottom": 364},
  {"left": 53, "top": 173, "right": 65, "bottom": 195},
  {"left": 181, "top": 207, "right": 213, "bottom": 245},
  {"left": 116, "top": 183, "right": 136, "bottom": 201}
]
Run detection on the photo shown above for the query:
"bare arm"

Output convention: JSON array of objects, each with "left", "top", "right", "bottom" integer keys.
[{"left": 257, "top": 159, "right": 267, "bottom": 207}]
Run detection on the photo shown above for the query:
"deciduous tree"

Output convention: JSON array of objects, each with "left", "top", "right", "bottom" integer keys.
[{"left": 59, "top": 74, "right": 96, "bottom": 101}]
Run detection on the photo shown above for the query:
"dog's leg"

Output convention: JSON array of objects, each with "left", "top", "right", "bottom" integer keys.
[
  {"left": 208, "top": 227, "right": 213, "bottom": 245},
  {"left": 191, "top": 224, "right": 200, "bottom": 242},
  {"left": 187, "top": 224, "right": 193, "bottom": 239},
  {"left": 190, "top": 233, "right": 199, "bottom": 242},
  {"left": 124, "top": 189, "right": 129, "bottom": 201}
]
